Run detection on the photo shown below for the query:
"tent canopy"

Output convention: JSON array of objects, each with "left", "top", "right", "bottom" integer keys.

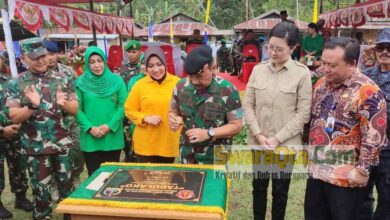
[
  {"left": 0, "top": 20, "right": 35, "bottom": 41},
  {"left": 319, "top": 0, "right": 390, "bottom": 28}
]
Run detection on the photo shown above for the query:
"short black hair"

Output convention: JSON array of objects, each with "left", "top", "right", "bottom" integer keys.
[
  {"left": 324, "top": 37, "right": 360, "bottom": 65},
  {"left": 308, "top": 23, "right": 318, "bottom": 33},
  {"left": 280, "top": 10, "right": 288, "bottom": 15},
  {"left": 269, "top": 21, "right": 299, "bottom": 48},
  {"left": 193, "top": 29, "right": 200, "bottom": 34}
]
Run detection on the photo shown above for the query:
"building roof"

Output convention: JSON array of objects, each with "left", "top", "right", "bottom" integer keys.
[
  {"left": 254, "top": 9, "right": 282, "bottom": 20},
  {"left": 135, "top": 22, "right": 216, "bottom": 37},
  {"left": 234, "top": 18, "right": 308, "bottom": 31},
  {"left": 159, "top": 13, "right": 200, "bottom": 24}
]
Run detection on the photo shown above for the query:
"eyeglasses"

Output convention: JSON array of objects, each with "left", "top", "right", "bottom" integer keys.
[
  {"left": 375, "top": 44, "right": 390, "bottom": 53},
  {"left": 267, "top": 45, "right": 285, "bottom": 54}
]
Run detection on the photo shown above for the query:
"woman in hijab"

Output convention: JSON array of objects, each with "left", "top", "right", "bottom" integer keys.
[
  {"left": 76, "top": 46, "right": 127, "bottom": 176},
  {"left": 124, "top": 46, "right": 180, "bottom": 163}
]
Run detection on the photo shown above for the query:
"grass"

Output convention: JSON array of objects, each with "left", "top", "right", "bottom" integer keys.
[{"left": 2, "top": 127, "right": 374, "bottom": 219}]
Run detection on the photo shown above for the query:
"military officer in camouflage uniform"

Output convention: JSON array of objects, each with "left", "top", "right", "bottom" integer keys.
[
  {"left": 6, "top": 38, "right": 79, "bottom": 220},
  {"left": 120, "top": 40, "right": 143, "bottom": 87},
  {"left": 217, "top": 39, "right": 232, "bottom": 73},
  {"left": 0, "top": 72, "right": 33, "bottom": 218},
  {"left": 169, "top": 45, "right": 243, "bottom": 164},
  {"left": 359, "top": 28, "right": 390, "bottom": 220},
  {"left": 120, "top": 40, "right": 143, "bottom": 162},
  {"left": 43, "top": 40, "right": 84, "bottom": 202}
]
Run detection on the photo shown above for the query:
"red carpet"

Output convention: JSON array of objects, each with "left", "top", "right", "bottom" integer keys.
[{"left": 217, "top": 72, "right": 247, "bottom": 91}]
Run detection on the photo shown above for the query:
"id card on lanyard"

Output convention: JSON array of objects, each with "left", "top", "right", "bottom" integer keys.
[{"left": 325, "top": 102, "right": 337, "bottom": 134}]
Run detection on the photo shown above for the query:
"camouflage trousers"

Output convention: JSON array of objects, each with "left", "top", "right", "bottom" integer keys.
[
  {"left": 0, "top": 139, "right": 29, "bottom": 196},
  {"left": 180, "top": 145, "right": 215, "bottom": 164},
  {"left": 27, "top": 149, "right": 72, "bottom": 219},
  {"left": 67, "top": 117, "right": 84, "bottom": 180}
]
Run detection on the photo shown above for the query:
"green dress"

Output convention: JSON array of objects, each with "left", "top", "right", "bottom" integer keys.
[
  {"left": 303, "top": 34, "right": 324, "bottom": 57},
  {"left": 76, "top": 46, "right": 127, "bottom": 152}
]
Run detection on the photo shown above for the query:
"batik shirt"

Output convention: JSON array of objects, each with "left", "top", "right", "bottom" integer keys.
[
  {"left": 364, "top": 64, "right": 390, "bottom": 157},
  {"left": 6, "top": 70, "right": 77, "bottom": 155},
  {"left": 309, "top": 69, "right": 387, "bottom": 187}
]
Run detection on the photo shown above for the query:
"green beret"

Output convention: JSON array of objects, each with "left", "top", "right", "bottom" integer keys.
[{"left": 125, "top": 40, "right": 141, "bottom": 51}]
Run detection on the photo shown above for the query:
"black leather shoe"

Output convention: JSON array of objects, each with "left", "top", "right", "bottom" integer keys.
[
  {"left": 0, "top": 202, "right": 12, "bottom": 219},
  {"left": 14, "top": 196, "right": 34, "bottom": 212}
]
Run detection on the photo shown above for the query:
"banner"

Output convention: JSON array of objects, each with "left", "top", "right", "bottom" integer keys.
[
  {"left": 13, "top": 0, "right": 133, "bottom": 35},
  {"left": 320, "top": 0, "right": 389, "bottom": 29}
]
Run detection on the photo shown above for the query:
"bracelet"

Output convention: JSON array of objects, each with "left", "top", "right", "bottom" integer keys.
[{"left": 27, "top": 102, "right": 39, "bottom": 110}]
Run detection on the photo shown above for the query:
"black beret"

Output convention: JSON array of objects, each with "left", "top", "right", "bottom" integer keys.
[{"left": 184, "top": 45, "right": 212, "bottom": 75}]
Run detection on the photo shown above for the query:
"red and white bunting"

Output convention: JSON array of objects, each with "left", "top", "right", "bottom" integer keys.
[
  {"left": 15, "top": 1, "right": 43, "bottom": 32},
  {"left": 73, "top": 10, "right": 91, "bottom": 30},
  {"left": 320, "top": 0, "right": 390, "bottom": 29},
  {"left": 49, "top": 7, "right": 70, "bottom": 31},
  {"left": 13, "top": 0, "right": 133, "bottom": 35},
  {"left": 116, "top": 19, "right": 125, "bottom": 34},
  {"left": 105, "top": 16, "right": 116, "bottom": 34}
]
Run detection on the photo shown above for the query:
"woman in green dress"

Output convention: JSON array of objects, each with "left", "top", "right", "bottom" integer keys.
[{"left": 76, "top": 46, "right": 127, "bottom": 176}]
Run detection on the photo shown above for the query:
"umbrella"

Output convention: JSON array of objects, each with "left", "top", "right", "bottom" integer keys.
[{"left": 0, "top": 20, "right": 36, "bottom": 41}]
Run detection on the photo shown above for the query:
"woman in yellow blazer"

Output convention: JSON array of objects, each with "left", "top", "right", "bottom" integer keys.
[{"left": 124, "top": 46, "right": 180, "bottom": 163}]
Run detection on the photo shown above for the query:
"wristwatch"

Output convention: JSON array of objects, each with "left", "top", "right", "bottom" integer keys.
[
  {"left": 27, "top": 102, "right": 39, "bottom": 110},
  {"left": 207, "top": 127, "right": 216, "bottom": 139}
]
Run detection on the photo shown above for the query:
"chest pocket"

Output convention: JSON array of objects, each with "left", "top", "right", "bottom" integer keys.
[
  {"left": 278, "top": 84, "right": 297, "bottom": 107},
  {"left": 178, "top": 91, "right": 194, "bottom": 107},
  {"left": 204, "top": 101, "right": 225, "bottom": 121}
]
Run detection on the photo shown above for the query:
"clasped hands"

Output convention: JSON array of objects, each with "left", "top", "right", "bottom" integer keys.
[
  {"left": 254, "top": 134, "right": 280, "bottom": 150},
  {"left": 89, "top": 125, "right": 111, "bottom": 138}
]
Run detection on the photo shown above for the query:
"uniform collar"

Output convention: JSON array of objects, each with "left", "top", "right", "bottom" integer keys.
[
  {"left": 144, "top": 72, "right": 173, "bottom": 84},
  {"left": 326, "top": 68, "right": 359, "bottom": 89},
  {"left": 267, "top": 58, "right": 294, "bottom": 73}
]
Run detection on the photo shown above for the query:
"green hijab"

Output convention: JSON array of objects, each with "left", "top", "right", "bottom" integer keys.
[{"left": 76, "top": 46, "right": 122, "bottom": 97}]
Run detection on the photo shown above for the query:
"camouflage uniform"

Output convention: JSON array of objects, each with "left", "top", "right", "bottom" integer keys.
[
  {"left": 53, "top": 63, "right": 84, "bottom": 185},
  {"left": 119, "top": 62, "right": 142, "bottom": 87},
  {"left": 0, "top": 73, "right": 29, "bottom": 197},
  {"left": 359, "top": 64, "right": 390, "bottom": 220},
  {"left": 120, "top": 52, "right": 142, "bottom": 161},
  {"left": 6, "top": 68, "right": 76, "bottom": 219},
  {"left": 171, "top": 75, "right": 243, "bottom": 164},
  {"left": 217, "top": 45, "right": 232, "bottom": 72}
]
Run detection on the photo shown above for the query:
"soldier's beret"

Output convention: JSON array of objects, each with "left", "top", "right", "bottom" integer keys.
[
  {"left": 43, "top": 39, "right": 59, "bottom": 53},
  {"left": 184, "top": 45, "right": 212, "bottom": 75},
  {"left": 125, "top": 40, "right": 141, "bottom": 51}
]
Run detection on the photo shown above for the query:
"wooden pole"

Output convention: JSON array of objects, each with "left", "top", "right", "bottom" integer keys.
[{"left": 89, "top": 0, "right": 97, "bottom": 45}]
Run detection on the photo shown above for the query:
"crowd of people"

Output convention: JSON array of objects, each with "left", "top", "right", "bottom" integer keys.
[{"left": 0, "top": 19, "right": 388, "bottom": 220}]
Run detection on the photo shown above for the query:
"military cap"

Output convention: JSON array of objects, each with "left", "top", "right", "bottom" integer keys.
[
  {"left": 43, "top": 39, "right": 59, "bottom": 53},
  {"left": 144, "top": 46, "right": 167, "bottom": 67},
  {"left": 184, "top": 45, "right": 212, "bottom": 75},
  {"left": 20, "top": 37, "right": 48, "bottom": 59},
  {"left": 376, "top": 28, "right": 390, "bottom": 44},
  {"left": 125, "top": 40, "right": 141, "bottom": 51}
]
